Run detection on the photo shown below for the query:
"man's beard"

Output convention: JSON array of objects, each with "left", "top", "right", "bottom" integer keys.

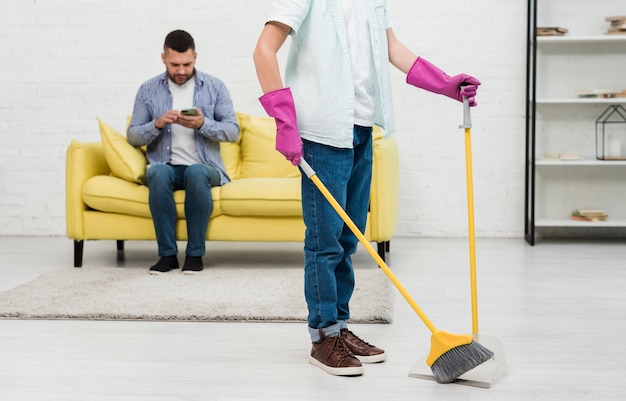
[{"left": 168, "top": 72, "right": 193, "bottom": 85}]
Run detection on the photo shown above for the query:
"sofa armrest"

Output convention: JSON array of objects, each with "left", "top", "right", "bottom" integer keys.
[
  {"left": 66, "top": 140, "right": 110, "bottom": 239},
  {"left": 369, "top": 132, "right": 399, "bottom": 242}
]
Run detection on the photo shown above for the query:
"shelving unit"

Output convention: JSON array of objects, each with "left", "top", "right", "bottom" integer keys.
[{"left": 525, "top": 0, "right": 626, "bottom": 244}]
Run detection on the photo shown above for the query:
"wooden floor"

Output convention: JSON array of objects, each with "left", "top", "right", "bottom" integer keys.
[{"left": 0, "top": 236, "right": 625, "bottom": 400}]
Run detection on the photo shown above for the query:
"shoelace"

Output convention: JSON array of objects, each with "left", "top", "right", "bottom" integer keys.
[
  {"left": 343, "top": 330, "right": 372, "bottom": 347},
  {"left": 329, "top": 336, "right": 355, "bottom": 358}
]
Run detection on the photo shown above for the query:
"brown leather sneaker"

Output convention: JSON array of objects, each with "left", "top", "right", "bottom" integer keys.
[
  {"left": 341, "top": 329, "right": 386, "bottom": 363},
  {"left": 309, "top": 335, "right": 364, "bottom": 376}
]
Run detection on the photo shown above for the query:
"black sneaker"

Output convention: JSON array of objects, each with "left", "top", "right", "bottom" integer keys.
[
  {"left": 149, "top": 255, "right": 179, "bottom": 275},
  {"left": 182, "top": 256, "right": 203, "bottom": 274},
  {"left": 341, "top": 329, "right": 386, "bottom": 363}
]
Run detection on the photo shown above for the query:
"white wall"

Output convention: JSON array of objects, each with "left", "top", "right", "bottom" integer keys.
[{"left": 0, "top": 0, "right": 528, "bottom": 238}]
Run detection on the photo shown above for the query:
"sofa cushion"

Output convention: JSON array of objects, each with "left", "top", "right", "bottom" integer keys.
[
  {"left": 82, "top": 175, "right": 222, "bottom": 219},
  {"left": 219, "top": 177, "right": 302, "bottom": 217},
  {"left": 237, "top": 113, "right": 301, "bottom": 179},
  {"left": 98, "top": 118, "right": 147, "bottom": 184}
]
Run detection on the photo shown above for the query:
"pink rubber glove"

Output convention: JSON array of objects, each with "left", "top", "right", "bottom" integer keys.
[
  {"left": 259, "top": 87, "right": 303, "bottom": 166},
  {"left": 406, "top": 57, "right": 481, "bottom": 106}
]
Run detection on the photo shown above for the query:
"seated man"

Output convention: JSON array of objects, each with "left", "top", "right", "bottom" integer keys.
[{"left": 128, "top": 29, "right": 239, "bottom": 275}]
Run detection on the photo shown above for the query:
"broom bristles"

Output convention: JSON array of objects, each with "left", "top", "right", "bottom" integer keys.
[{"left": 430, "top": 341, "right": 494, "bottom": 384}]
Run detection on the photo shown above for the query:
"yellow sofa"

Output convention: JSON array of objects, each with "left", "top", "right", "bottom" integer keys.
[{"left": 66, "top": 113, "right": 399, "bottom": 267}]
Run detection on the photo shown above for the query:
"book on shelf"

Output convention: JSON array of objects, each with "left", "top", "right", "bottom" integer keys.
[
  {"left": 605, "top": 15, "right": 626, "bottom": 34},
  {"left": 542, "top": 152, "right": 584, "bottom": 161},
  {"left": 605, "top": 15, "right": 626, "bottom": 23},
  {"left": 577, "top": 89, "right": 622, "bottom": 98},
  {"left": 571, "top": 209, "right": 608, "bottom": 222},
  {"left": 536, "top": 27, "right": 568, "bottom": 36}
]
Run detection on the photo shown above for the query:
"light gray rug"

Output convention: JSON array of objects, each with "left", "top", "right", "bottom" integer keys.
[{"left": 0, "top": 265, "right": 394, "bottom": 323}]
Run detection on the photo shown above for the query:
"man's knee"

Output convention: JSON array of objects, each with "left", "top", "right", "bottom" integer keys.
[
  {"left": 185, "top": 164, "right": 218, "bottom": 186},
  {"left": 146, "top": 164, "right": 174, "bottom": 187}
]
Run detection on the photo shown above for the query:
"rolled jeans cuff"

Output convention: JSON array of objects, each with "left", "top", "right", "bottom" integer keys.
[{"left": 309, "top": 320, "right": 348, "bottom": 342}]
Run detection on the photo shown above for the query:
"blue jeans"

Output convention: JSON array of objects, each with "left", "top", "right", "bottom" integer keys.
[
  {"left": 145, "top": 163, "right": 220, "bottom": 258},
  {"left": 302, "top": 126, "right": 373, "bottom": 342}
]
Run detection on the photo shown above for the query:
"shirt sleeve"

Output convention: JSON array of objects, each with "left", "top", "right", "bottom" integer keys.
[
  {"left": 266, "top": 0, "right": 311, "bottom": 34},
  {"left": 127, "top": 81, "right": 162, "bottom": 147}
]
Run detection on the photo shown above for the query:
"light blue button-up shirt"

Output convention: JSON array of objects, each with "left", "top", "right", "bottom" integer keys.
[{"left": 267, "top": 0, "right": 395, "bottom": 148}]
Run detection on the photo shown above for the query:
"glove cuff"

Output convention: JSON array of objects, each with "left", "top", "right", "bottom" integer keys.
[
  {"left": 259, "top": 87, "right": 295, "bottom": 117},
  {"left": 406, "top": 57, "right": 450, "bottom": 93}
]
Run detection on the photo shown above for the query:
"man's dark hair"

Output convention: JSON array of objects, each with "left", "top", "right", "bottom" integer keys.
[{"left": 164, "top": 30, "right": 195, "bottom": 52}]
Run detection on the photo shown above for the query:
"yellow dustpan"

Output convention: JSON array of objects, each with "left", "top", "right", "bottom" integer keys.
[{"left": 409, "top": 97, "right": 507, "bottom": 388}]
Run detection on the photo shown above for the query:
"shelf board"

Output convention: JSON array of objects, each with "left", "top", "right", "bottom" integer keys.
[
  {"left": 536, "top": 218, "right": 626, "bottom": 228},
  {"left": 537, "top": 35, "right": 626, "bottom": 44},
  {"left": 536, "top": 159, "right": 626, "bottom": 166},
  {"left": 536, "top": 98, "right": 626, "bottom": 105}
]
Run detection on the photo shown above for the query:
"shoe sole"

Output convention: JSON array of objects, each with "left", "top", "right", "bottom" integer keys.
[
  {"left": 355, "top": 352, "right": 386, "bottom": 364},
  {"left": 149, "top": 270, "right": 164, "bottom": 275},
  {"left": 308, "top": 356, "right": 364, "bottom": 376},
  {"left": 182, "top": 270, "right": 202, "bottom": 275},
  {"left": 149, "top": 269, "right": 177, "bottom": 275}
]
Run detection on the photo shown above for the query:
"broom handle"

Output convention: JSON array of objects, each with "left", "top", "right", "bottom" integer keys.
[
  {"left": 461, "top": 96, "right": 479, "bottom": 337},
  {"left": 300, "top": 159, "right": 438, "bottom": 334}
]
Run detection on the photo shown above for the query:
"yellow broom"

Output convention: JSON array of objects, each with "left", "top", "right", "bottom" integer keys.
[{"left": 299, "top": 158, "right": 493, "bottom": 384}]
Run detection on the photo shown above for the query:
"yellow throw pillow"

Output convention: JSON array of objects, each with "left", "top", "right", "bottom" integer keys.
[
  {"left": 238, "top": 113, "right": 300, "bottom": 179},
  {"left": 98, "top": 117, "right": 147, "bottom": 184}
]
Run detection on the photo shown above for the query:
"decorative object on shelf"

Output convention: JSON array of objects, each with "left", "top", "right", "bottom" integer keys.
[
  {"left": 605, "top": 15, "right": 626, "bottom": 35},
  {"left": 536, "top": 27, "right": 568, "bottom": 36},
  {"left": 596, "top": 105, "right": 626, "bottom": 160},
  {"left": 570, "top": 209, "right": 608, "bottom": 222}
]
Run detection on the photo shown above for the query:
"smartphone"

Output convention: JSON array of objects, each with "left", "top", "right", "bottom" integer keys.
[{"left": 181, "top": 107, "right": 198, "bottom": 116}]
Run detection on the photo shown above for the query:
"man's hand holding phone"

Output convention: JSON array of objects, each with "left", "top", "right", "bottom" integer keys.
[
  {"left": 155, "top": 108, "right": 204, "bottom": 130},
  {"left": 178, "top": 107, "right": 204, "bottom": 129},
  {"left": 155, "top": 110, "right": 181, "bottom": 129},
  {"left": 181, "top": 107, "right": 198, "bottom": 116}
]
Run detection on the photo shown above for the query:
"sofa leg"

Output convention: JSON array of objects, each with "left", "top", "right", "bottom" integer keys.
[
  {"left": 385, "top": 240, "right": 390, "bottom": 253},
  {"left": 116, "top": 240, "right": 125, "bottom": 264},
  {"left": 377, "top": 242, "right": 386, "bottom": 262},
  {"left": 74, "top": 240, "right": 84, "bottom": 268}
]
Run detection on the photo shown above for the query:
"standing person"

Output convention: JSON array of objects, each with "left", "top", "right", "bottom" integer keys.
[
  {"left": 253, "top": 1, "right": 480, "bottom": 376},
  {"left": 128, "top": 29, "right": 239, "bottom": 275}
]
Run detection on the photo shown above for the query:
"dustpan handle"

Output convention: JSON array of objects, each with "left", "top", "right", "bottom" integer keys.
[
  {"left": 460, "top": 95, "right": 472, "bottom": 129},
  {"left": 460, "top": 95, "right": 480, "bottom": 339}
]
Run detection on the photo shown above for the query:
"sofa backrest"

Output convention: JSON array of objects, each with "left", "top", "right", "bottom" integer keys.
[{"left": 222, "top": 113, "right": 301, "bottom": 181}]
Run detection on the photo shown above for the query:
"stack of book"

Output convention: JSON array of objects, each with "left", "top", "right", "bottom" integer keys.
[
  {"left": 543, "top": 152, "right": 583, "bottom": 161},
  {"left": 577, "top": 89, "right": 622, "bottom": 99},
  {"left": 571, "top": 209, "right": 608, "bottom": 222},
  {"left": 536, "top": 27, "right": 568, "bottom": 36},
  {"left": 605, "top": 16, "right": 626, "bottom": 35}
]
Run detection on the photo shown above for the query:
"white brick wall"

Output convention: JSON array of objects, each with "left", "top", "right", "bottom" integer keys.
[{"left": 0, "top": 0, "right": 528, "bottom": 238}]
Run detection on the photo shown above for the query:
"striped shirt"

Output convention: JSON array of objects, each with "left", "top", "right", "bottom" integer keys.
[{"left": 127, "top": 70, "right": 240, "bottom": 185}]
